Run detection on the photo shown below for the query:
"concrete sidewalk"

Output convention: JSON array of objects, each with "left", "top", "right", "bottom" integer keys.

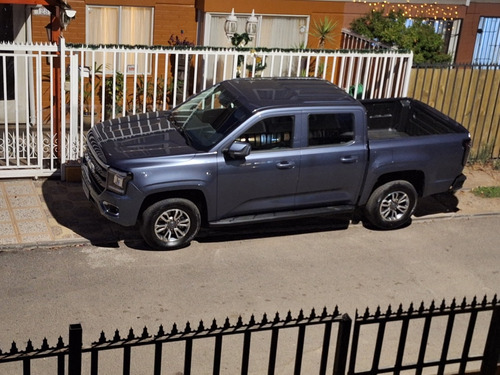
[
  {"left": 0, "top": 165, "right": 499, "bottom": 249},
  {"left": 0, "top": 177, "right": 141, "bottom": 249}
]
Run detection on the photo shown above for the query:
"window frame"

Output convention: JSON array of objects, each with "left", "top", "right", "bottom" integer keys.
[{"left": 85, "top": 5, "right": 154, "bottom": 74}]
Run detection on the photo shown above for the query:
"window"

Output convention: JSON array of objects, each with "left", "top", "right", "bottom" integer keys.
[
  {"left": 473, "top": 17, "right": 500, "bottom": 65},
  {"left": 86, "top": 6, "right": 154, "bottom": 73},
  {"left": 238, "top": 116, "right": 294, "bottom": 151},
  {"left": 308, "top": 113, "right": 354, "bottom": 146},
  {"left": 206, "top": 13, "right": 308, "bottom": 49}
]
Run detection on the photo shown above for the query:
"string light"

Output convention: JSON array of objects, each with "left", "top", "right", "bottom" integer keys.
[{"left": 351, "top": 0, "right": 459, "bottom": 20}]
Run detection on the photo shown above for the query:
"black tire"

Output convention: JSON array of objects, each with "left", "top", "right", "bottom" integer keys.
[
  {"left": 140, "top": 198, "right": 201, "bottom": 250},
  {"left": 365, "top": 180, "right": 418, "bottom": 230}
]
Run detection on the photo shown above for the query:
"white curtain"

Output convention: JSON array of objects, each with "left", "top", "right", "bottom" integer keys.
[{"left": 86, "top": 6, "right": 153, "bottom": 73}]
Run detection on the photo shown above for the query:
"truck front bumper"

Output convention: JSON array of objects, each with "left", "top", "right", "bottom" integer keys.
[{"left": 82, "top": 163, "right": 143, "bottom": 227}]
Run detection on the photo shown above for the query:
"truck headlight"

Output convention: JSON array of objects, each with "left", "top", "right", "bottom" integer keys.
[{"left": 106, "top": 168, "right": 132, "bottom": 195}]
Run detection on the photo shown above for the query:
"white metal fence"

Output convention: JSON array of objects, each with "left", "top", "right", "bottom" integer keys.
[{"left": 0, "top": 38, "right": 413, "bottom": 178}]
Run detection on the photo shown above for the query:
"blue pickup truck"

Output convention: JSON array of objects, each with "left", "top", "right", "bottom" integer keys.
[{"left": 82, "top": 78, "right": 471, "bottom": 250}]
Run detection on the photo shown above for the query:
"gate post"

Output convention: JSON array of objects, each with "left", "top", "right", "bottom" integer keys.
[
  {"left": 333, "top": 314, "right": 352, "bottom": 375},
  {"left": 481, "top": 305, "right": 500, "bottom": 375},
  {"left": 68, "top": 324, "right": 82, "bottom": 375}
]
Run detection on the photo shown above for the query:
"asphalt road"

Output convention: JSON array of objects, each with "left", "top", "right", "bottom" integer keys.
[{"left": 1, "top": 215, "right": 499, "bottom": 374}]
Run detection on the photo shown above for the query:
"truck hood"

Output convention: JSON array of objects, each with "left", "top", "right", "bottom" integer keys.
[{"left": 88, "top": 111, "right": 198, "bottom": 164}]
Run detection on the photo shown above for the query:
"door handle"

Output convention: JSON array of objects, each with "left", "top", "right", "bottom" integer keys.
[
  {"left": 340, "top": 156, "right": 359, "bottom": 163},
  {"left": 276, "top": 161, "right": 296, "bottom": 169}
]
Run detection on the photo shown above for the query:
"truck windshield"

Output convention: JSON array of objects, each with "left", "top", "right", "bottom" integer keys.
[{"left": 171, "top": 84, "right": 251, "bottom": 151}]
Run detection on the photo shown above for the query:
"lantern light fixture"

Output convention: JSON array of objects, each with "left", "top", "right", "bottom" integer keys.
[
  {"left": 246, "top": 10, "right": 258, "bottom": 38},
  {"left": 224, "top": 8, "right": 238, "bottom": 38}
]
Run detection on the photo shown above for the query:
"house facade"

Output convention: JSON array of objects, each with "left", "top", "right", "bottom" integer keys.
[{"left": 1, "top": 0, "right": 495, "bottom": 65}]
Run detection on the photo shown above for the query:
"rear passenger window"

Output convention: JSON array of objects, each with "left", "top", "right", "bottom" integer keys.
[
  {"left": 308, "top": 113, "right": 354, "bottom": 146},
  {"left": 238, "top": 116, "right": 294, "bottom": 151}
]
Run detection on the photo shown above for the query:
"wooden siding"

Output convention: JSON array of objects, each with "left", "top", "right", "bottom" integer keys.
[{"left": 408, "top": 65, "right": 500, "bottom": 159}]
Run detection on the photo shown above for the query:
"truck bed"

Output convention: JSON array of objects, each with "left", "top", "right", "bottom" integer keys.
[{"left": 361, "top": 98, "right": 468, "bottom": 140}]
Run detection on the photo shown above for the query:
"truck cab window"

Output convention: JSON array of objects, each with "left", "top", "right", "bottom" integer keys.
[
  {"left": 308, "top": 113, "right": 354, "bottom": 146},
  {"left": 238, "top": 116, "right": 294, "bottom": 151}
]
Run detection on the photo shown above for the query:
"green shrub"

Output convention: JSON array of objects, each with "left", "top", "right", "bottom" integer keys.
[{"left": 472, "top": 186, "right": 500, "bottom": 198}]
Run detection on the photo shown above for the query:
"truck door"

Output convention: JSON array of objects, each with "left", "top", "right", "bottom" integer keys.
[
  {"left": 216, "top": 114, "right": 300, "bottom": 219},
  {"left": 296, "top": 110, "right": 367, "bottom": 208}
]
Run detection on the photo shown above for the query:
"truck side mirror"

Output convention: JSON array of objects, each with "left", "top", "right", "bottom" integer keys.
[{"left": 226, "top": 141, "right": 251, "bottom": 159}]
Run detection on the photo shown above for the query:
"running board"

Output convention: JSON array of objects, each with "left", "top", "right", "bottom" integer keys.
[{"left": 209, "top": 205, "right": 354, "bottom": 227}]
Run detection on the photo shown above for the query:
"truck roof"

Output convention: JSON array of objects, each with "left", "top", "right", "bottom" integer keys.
[{"left": 221, "top": 77, "right": 360, "bottom": 112}]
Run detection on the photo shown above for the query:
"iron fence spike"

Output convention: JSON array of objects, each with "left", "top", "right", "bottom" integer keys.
[
  {"left": 471, "top": 296, "right": 477, "bottom": 308},
  {"left": 128, "top": 328, "right": 135, "bottom": 340},
  {"left": 171, "top": 323, "right": 178, "bottom": 335},
  {"left": 142, "top": 326, "right": 150, "bottom": 339},
  {"left": 286, "top": 311, "right": 293, "bottom": 322},
  {"left": 440, "top": 299, "right": 447, "bottom": 311},
  {"left": 461, "top": 297, "right": 467, "bottom": 309},
  {"left": 236, "top": 316, "right": 243, "bottom": 328},
  {"left": 249, "top": 315, "right": 256, "bottom": 326},
  {"left": 261, "top": 313, "right": 268, "bottom": 325},
  {"left": 10, "top": 341, "right": 18, "bottom": 354},
  {"left": 98, "top": 331, "right": 106, "bottom": 344},
  {"left": 321, "top": 307, "right": 328, "bottom": 319},
  {"left": 224, "top": 317, "right": 231, "bottom": 329},
  {"left": 355, "top": 309, "right": 359, "bottom": 319},
  {"left": 210, "top": 319, "right": 218, "bottom": 330},
  {"left": 0, "top": 348, "right": 2, "bottom": 355},
  {"left": 197, "top": 320, "right": 205, "bottom": 332},
  {"left": 375, "top": 306, "right": 381, "bottom": 318},
  {"left": 274, "top": 312, "right": 281, "bottom": 323},
  {"left": 397, "top": 304, "right": 403, "bottom": 316},
  {"left": 333, "top": 305, "right": 339, "bottom": 317},
  {"left": 41, "top": 338, "right": 49, "bottom": 350},
  {"left": 25, "top": 340, "right": 34, "bottom": 352},
  {"left": 185, "top": 322, "right": 192, "bottom": 333},
  {"left": 157, "top": 325, "right": 165, "bottom": 337},
  {"left": 451, "top": 298, "right": 456, "bottom": 310},
  {"left": 56, "top": 336, "right": 65, "bottom": 349},
  {"left": 310, "top": 308, "right": 316, "bottom": 319},
  {"left": 386, "top": 305, "right": 392, "bottom": 316},
  {"left": 481, "top": 295, "right": 488, "bottom": 307},
  {"left": 113, "top": 329, "right": 121, "bottom": 342},
  {"left": 418, "top": 301, "right": 425, "bottom": 314},
  {"left": 430, "top": 300, "right": 436, "bottom": 312},
  {"left": 363, "top": 307, "right": 370, "bottom": 320},
  {"left": 492, "top": 294, "right": 497, "bottom": 305},
  {"left": 298, "top": 309, "right": 304, "bottom": 320},
  {"left": 408, "top": 302, "right": 414, "bottom": 313}
]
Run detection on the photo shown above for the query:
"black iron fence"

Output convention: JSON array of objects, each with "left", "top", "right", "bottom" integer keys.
[{"left": 0, "top": 296, "right": 498, "bottom": 375}]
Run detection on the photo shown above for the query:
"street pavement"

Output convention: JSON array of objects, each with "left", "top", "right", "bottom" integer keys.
[{"left": 0, "top": 165, "right": 499, "bottom": 250}]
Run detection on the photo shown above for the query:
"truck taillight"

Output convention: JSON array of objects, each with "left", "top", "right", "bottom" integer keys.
[{"left": 462, "top": 137, "right": 472, "bottom": 166}]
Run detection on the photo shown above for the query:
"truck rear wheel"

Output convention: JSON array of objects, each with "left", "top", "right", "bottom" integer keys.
[
  {"left": 140, "top": 198, "right": 201, "bottom": 250},
  {"left": 365, "top": 180, "right": 417, "bottom": 230}
]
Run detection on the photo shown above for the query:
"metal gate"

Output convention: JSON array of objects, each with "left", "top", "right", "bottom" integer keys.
[
  {"left": 0, "top": 38, "right": 413, "bottom": 178},
  {"left": 0, "top": 41, "right": 59, "bottom": 178}
]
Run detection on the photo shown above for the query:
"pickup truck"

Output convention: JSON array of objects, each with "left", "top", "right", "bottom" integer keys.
[{"left": 82, "top": 78, "right": 471, "bottom": 250}]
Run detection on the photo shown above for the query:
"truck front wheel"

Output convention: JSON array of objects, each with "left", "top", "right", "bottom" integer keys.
[
  {"left": 140, "top": 198, "right": 201, "bottom": 250},
  {"left": 365, "top": 180, "right": 417, "bottom": 230}
]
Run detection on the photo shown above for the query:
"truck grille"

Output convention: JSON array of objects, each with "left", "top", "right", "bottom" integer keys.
[{"left": 83, "top": 130, "right": 108, "bottom": 194}]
